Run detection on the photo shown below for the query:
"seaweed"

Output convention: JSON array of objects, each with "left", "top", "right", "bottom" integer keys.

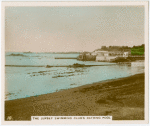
[{"left": 7, "top": 53, "right": 27, "bottom": 57}]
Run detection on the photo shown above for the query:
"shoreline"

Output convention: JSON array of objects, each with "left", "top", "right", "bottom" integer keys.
[
  {"left": 5, "top": 73, "right": 145, "bottom": 121},
  {"left": 5, "top": 73, "right": 142, "bottom": 102}
]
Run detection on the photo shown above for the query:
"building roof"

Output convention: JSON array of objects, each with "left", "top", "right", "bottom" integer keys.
[{"left": 95, "top": 51, "right": 108, "bottom": 53}]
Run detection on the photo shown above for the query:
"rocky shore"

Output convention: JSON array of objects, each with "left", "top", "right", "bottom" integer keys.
[{"left": 5, "top": 73, "right": 145, "bottom": 121}]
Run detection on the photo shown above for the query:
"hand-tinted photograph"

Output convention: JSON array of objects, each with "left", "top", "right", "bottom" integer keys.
[{"left": 2, "top": 1, "right": 148, "bottom": 124}]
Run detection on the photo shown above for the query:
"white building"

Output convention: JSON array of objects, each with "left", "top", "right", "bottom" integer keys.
[
  {"left": 95, "top": 51, "right": 117, "bottom": 61},
  {"left": 91, "top": 52, "right": 97, "bottom": 56},
  {"left": 96, "top": 51, "right": 109, "bottom": 61},
  {"left": 123, "top": 52, "right": 129, "bottom": 57}
]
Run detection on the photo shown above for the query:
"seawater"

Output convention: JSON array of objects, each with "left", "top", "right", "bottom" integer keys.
[{"left": 5, "top": 52, "right": 144, "bottom": 100}]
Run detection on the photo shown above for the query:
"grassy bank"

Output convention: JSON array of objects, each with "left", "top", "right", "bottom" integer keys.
[{"left": 5, "top": 73, "right": 145, "bottom": 121}]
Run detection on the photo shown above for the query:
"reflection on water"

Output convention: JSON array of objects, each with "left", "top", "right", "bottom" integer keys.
[{"left": 5, "top": 53, "right": 144, "bottom": 100}]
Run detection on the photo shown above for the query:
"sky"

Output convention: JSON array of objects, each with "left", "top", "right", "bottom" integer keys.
[{"left": 5, "top": 6, "right": 144, "bottom": 52}]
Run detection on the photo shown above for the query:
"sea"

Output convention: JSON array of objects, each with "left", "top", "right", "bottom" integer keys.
[{"left": 5, "top": 52, "right": 145, "bottom": 101}]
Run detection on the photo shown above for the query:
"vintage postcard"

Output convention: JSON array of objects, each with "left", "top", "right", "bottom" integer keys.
[{"left": 1, "top": 1, "right": 149, "bottom": 125}]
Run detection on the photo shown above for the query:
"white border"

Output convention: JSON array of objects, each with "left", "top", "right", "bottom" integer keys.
[{"left": 1, "top": 1, "right": 149, "bottom": 125}]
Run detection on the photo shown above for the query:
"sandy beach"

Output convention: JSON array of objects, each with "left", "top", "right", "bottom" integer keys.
[{"left": 5, "top": 73, "right": 145, "bottom": 121}]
